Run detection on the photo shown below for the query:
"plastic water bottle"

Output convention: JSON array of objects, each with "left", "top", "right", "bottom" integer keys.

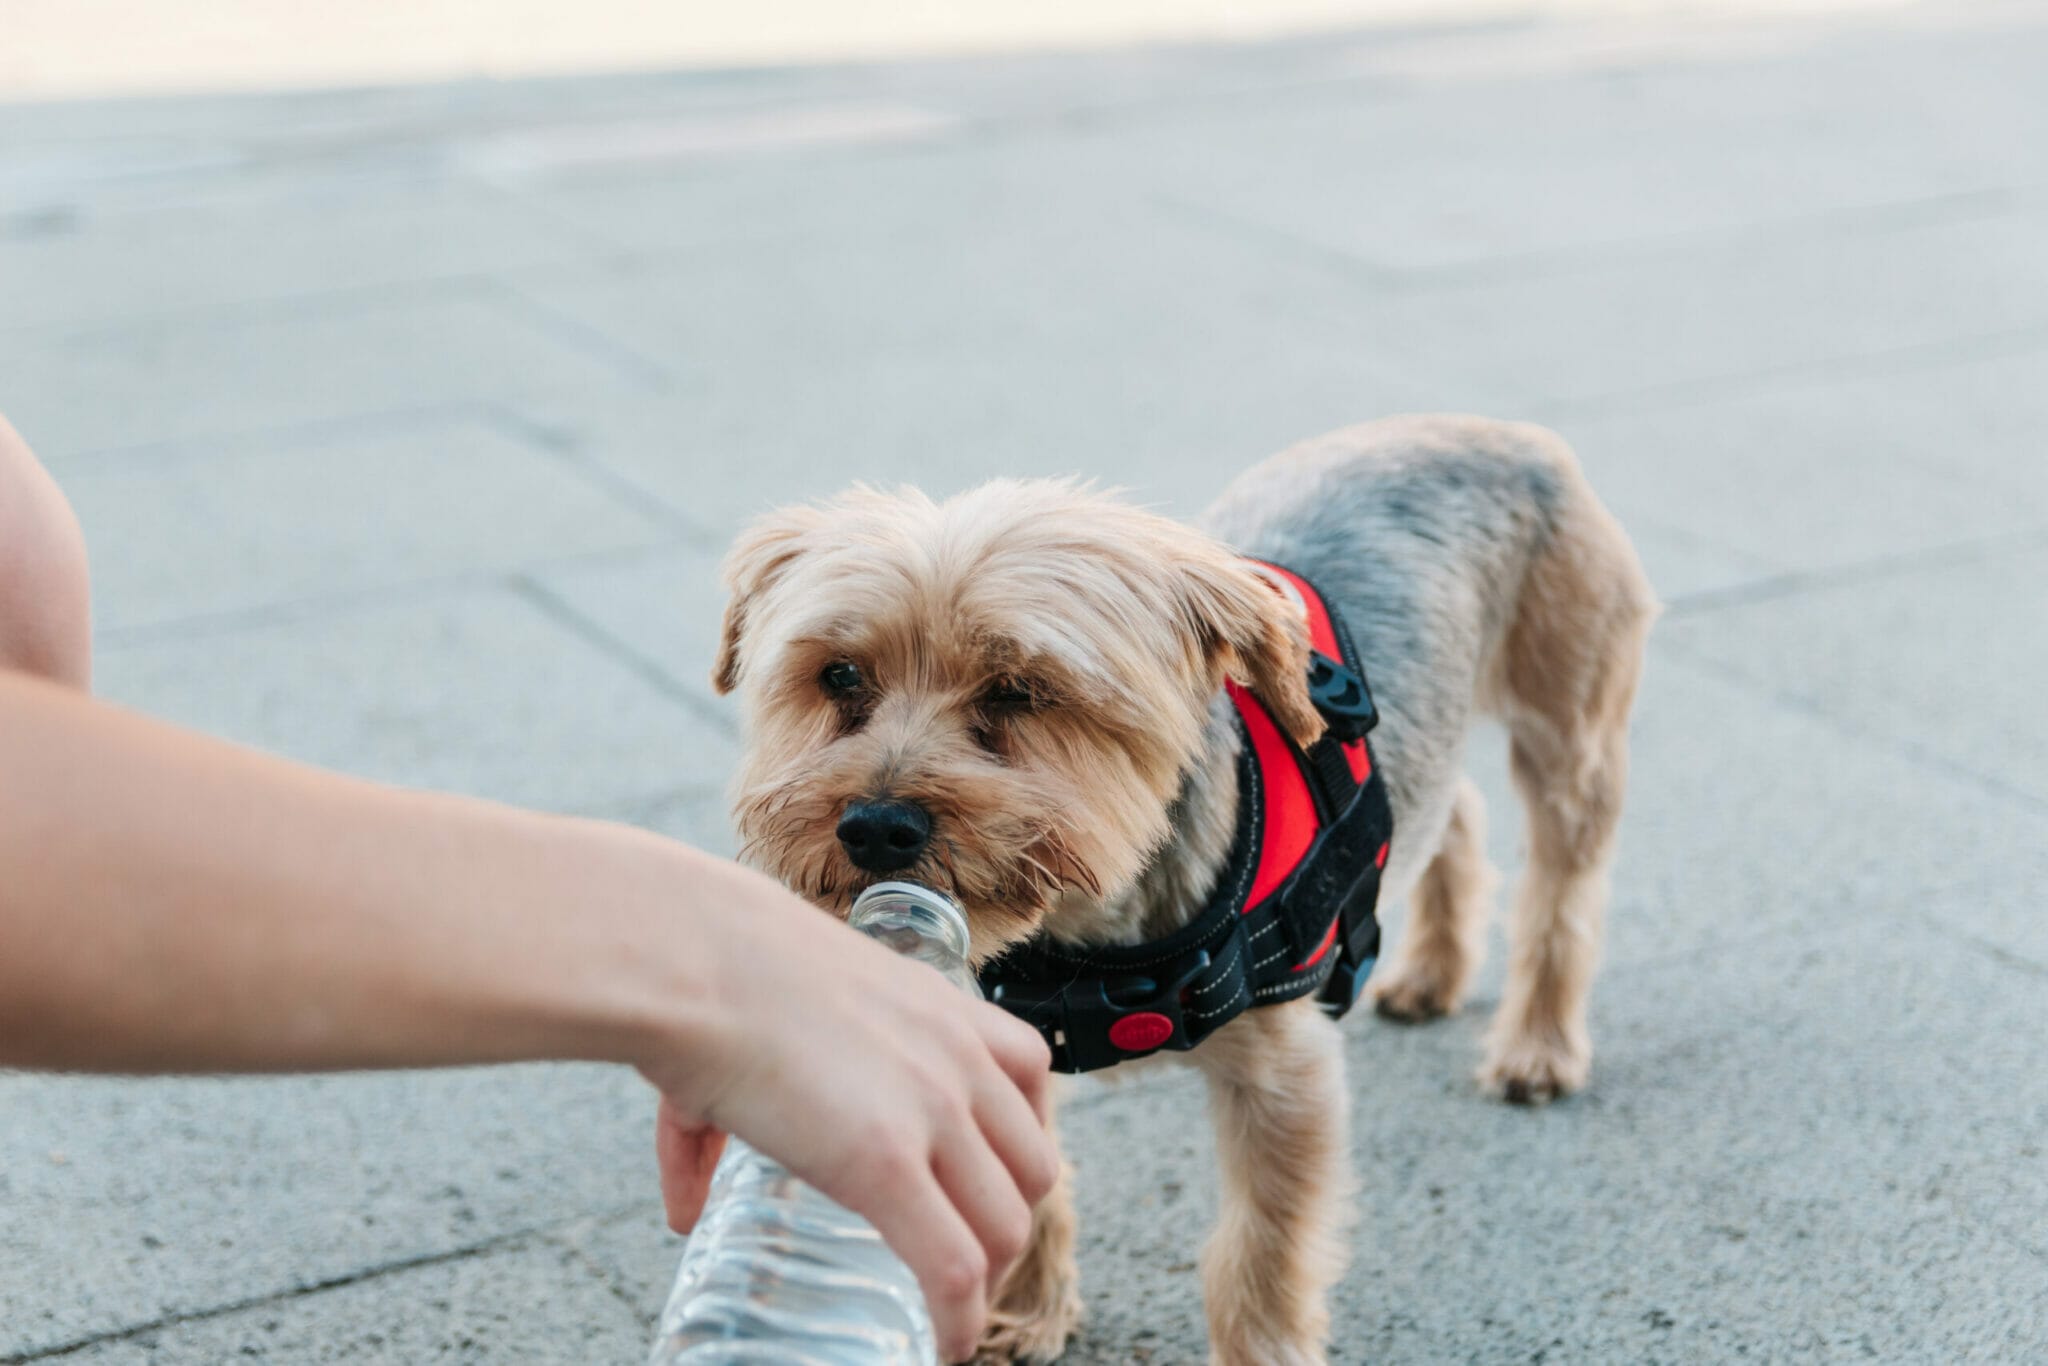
[{"left": 648, "top": 881, "right": 974, "bottom": 1366}]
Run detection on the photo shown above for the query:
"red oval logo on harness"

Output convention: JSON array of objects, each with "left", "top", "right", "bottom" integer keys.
[{"left": 1108, "top": 1012, "right": 1174, "bottom": 1053}]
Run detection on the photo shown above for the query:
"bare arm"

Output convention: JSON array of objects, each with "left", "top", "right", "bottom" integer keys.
[{"left": 0, "top": 671, "right": 1052, "bottom": 1359}]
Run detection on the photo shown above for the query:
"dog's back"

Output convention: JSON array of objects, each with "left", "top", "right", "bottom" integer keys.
[{"left": 1205, "top": 413, "right": 1657, "bottom": 1100}]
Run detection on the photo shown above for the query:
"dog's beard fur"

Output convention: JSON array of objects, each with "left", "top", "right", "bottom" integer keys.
[{"left": 715, "top": 479, "right": 1323, "bottom": 963}]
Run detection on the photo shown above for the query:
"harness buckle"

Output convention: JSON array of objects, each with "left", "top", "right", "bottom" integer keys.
[
  {"left": 1306, "top": 651, "right": 1377, "bottom": 741},
  {"left": 990, "top": 950, "right": 1213, "bottom": 1074}
]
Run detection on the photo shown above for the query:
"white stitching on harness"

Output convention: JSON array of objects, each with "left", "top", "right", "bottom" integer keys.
[
  {"left": 1189, "top": 940, "right": 1242, "bottom": 1000},
  {"left": 1188, "top": 977, "right": 1248, "bottom": 1022}
]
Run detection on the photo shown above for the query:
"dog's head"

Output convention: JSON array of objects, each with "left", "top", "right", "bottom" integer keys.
[{"left": 713, "top": 479, "right": 1323, "bottom": 959}]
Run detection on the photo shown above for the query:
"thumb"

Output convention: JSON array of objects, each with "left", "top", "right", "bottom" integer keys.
[{"left": 656, "top": 1097, "right": 729, "bottom": 1234}]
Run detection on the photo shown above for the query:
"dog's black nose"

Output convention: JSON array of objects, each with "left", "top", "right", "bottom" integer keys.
[{"left": 836, "top": 799, "right": 932, "bottom": 873}]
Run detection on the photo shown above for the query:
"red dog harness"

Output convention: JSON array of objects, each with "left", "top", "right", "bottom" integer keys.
[{"left": 981, "top": 561, "right": 1394, "bottom": 1073}]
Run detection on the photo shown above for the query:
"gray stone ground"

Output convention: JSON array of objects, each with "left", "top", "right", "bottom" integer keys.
[{"left": 5, "top": 4, "right": 2048, "bottom": 1362}]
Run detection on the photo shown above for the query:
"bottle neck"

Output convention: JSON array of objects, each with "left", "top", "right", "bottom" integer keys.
[{"left": 848, "top": 882, "right": 975, "bottom": 993}]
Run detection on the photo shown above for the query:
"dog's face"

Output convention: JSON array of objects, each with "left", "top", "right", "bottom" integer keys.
[{"left": 713, "top": 479, "right": 1323, "bottom": 960}]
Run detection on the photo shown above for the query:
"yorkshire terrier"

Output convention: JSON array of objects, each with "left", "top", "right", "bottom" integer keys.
[{"left": 711, "top": 414, "right": 1657, "bottom": 1365}]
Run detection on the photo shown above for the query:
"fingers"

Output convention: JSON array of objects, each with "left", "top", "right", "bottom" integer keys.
[
  {"left": 970, "top": 1054, "right": 1058, "bottom": 1214},
  {"left": 857, "top": 1158, "right": 990, "bottom": 1365},
  {"left": 932, "top": 1103, "right": 1037, "bottom": 1298},
  {"left": 976, "top": 1002, "right": 1054, "bottom": 1124},
  {"left": 654, "top": 1098, "right": 727, "bottom": 1234}
]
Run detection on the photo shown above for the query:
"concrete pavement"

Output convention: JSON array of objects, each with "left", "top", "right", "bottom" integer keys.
[{"left": 3, "top": 4, "right": 2046, "bottom": 1361}]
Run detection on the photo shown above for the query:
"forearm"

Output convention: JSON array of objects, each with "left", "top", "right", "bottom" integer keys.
[{"left": 0, "top": 669, "right": 723, "bottom": 1075}]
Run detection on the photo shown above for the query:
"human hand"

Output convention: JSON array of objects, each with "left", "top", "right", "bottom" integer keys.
[{"left": 636, "top": 860, "right": 1055, "bottom": 1364}]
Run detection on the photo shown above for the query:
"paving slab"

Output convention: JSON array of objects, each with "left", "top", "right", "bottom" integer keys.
[
  {"left": 0, "top": 1065, "right": 652, "bottom": 1359},
  {"left": 92, "top": 588, "right": 734, "bottom": 812},
  {"left": 44, "top": 1238, "right": 648, "bottom": 1365},
  {"left": 1468, "top": 645, "right": 2048, "bottom": 973},
  {"left": 55, "top": 413, "right": 671, "bottom": 635},
  {"left": 1338, "top": 200, "right": 2048, "bottom": 413},
  {"left": 1659, "top": 539, "right": 2048, "bottom": 808},
  {"left": 0, "top": 287, "right": 656, "bottom": 458},
  {"left": 1551, "top": 347, "right": 2048, "bottom": 596}
]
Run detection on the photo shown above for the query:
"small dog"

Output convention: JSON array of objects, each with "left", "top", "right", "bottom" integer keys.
[{"left": 712, "top": 415, "right": 1656, "bottom": 1364}]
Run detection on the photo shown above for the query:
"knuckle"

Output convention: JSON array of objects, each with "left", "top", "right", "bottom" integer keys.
[
  {"left": 866, "top": 1139, "right": 920, "bottom": 1189},
  {"left": 1022, "top": 1145, "right": 1059, "bottom": 1203},
  {"left": 1000, "top": 1014, "right": 1052, "bottom": 1066},
  {"left": 935, "top": 1246, "right": 988, "bottom": 1303},
  {"left": 991, "top": 1205, "right": 1032, "bottom": 1268}
]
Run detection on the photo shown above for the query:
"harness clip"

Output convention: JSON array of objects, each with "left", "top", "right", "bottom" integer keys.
[
  {"left": 1306, "top": 651, "right": 1377, "bottom": 741},
  {"left": 991, "top": 950, "right": 1213, "bottom": 1074}
]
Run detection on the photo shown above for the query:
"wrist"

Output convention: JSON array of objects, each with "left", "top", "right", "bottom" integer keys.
[{"left": 587, "top": 829, "right": 768, "bottom": 1106}]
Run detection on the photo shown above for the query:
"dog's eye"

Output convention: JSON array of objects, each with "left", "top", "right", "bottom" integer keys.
[
  {"left": 985, "top": 677, "right": 1036, "bottom": 710},
  {"left": 820, "top": 661, "right": 865, "bottom": 694}
]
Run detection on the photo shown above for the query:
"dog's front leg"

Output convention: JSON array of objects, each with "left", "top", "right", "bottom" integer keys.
[
  {"left": 974, "top": 1088, "right": 1082, "bottom": 1364},
  {"left": 1195, "top": 999, "right": 1352, "bottom": 1366}
]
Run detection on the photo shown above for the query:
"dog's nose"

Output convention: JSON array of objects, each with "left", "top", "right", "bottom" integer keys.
[{"left": 836, "top": 799, "right": 932, "bottom": 874}]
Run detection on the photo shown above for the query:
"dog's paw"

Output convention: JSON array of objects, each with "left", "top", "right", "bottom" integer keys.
[
  {"left": 971, "top": 1305, "right": 1079, "bottom": 1365},
  {"left": 1478, "top": 1036, "right": 1588, "bottom": 1104},
  {"left": 1209, "top": 1336, "right": 1326, "bottom": 1366},
  {"left": 1369, "top": 966, "right": 1459, "bottom": 1023}
]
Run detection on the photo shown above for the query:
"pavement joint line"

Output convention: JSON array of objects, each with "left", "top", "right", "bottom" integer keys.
[
  {"left": 1372, "top": 182, "right": 2048, "bottom": 294},
  {"left": 1, "top": 155, "right": 456, "bottom": 224},
  {"left": 1660, "top": 525, "right": 2048, "bottom": 620},
  {"left": 507, "top": 571, "right": 738, "bottom": 738},
  {"left": 1150, "top": 190, "right": 1408, "bottom": 290},
  {"left": 1539, "top": 317, "right": 2048, "bottom": 423},
  {"left": 31, "top": 399, "right": 486, "bottom": 467},
  {"left": 1150, "top": 181, "right": 2048, "bottom": 301},
  {"left": 91, "top": 535, "right": 697, "bottom": 653},
  {"left": 0, "top": 269, "right": 495, "bottom": 344},
  {"left": 463, "top": 173, "right": 663, "bottom": 260},
  {"left": 1650, "top": 643, "right": 2048, "bottom": 819},
  {"left": 1625, "top": 512, "right": 1779, "bottom": 580},
  {"left": 0, "top": 1206, "right": 640, "bottom": 1365},
  {"left": 549, "top": 1228, "right": 661, "bottom": 1329},
  {"left": 1919, "top": 921, "right": 2048, "bottom": 982},
  {"left": 479, "top": 403, "right": 720, "bottom": 548},
  {"left": 475, "top": 275, "right": 680, "bottom": 393}
]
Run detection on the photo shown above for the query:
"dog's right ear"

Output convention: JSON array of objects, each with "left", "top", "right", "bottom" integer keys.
[{"left": 713, "top": 507, "right": 825, "bottom": 695}]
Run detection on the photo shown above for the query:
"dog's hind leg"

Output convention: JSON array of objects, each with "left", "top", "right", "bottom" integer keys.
[
  {"left": 1370, "top": 777, "right": 1495, "bottom": 1022},
  {"left": 1482, "top": 470, "right": 1655, "bottom": 1103}
]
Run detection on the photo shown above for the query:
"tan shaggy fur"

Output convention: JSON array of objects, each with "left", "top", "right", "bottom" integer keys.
[{"left": 712, "top": 416, "right": 1655, "bottom": 1363}]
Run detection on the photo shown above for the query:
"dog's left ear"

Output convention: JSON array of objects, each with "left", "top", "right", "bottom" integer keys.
[
  {"left": 1178, "top": 549, "right": 1326, "bottom": 749},
  {"left": 713, "top": 506, "right": 825, "bottom": 695}
]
